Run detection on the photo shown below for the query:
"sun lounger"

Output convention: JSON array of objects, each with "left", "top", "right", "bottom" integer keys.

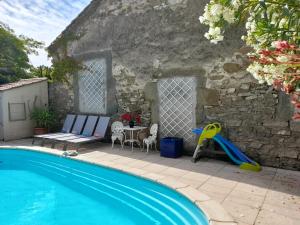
[
  {"left": 51, "top": 115, "right": 98, "bottom": 143},
  {"left": 46, "top": 115, "right": 88, "bottom": 148},
  {"left": 32, "top": 114, "right": 76, "bottom": 144},
  {"left": 38, "top": 115, "right": 87, "bottom": 146},
  {"left": 62, "top": 116, "right": 110, "bottom": 150}
]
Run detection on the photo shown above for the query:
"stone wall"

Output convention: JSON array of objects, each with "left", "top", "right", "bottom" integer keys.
[
  {"left": 48, "top": 81, "right": 74, "bottom": 127},
  {"left": 199, "top": 50, "right": 300, "bottom": 170},
  {"left": 49, "top": 0, "right": 300, "bottom": 170}
]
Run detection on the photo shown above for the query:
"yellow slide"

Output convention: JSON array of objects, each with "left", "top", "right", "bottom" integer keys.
[{"left": 193, "top": 123, "right": 261, "bottom": 172}]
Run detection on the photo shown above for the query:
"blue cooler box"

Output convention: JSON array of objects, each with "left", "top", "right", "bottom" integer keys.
[{"left": 160, "top": 137, "right": 183, "bottom": 158}]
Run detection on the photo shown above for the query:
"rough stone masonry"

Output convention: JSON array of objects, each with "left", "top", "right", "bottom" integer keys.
[{"left": 48, "top": 0, "right": 300, "bottom": 170}]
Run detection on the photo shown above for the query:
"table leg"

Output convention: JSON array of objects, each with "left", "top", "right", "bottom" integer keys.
[
  {"left": 137, "top": 131, "right": 142, "bottom": 151},
  {"left": 131, "top": 130, "right": 134, "bottom": 151}
]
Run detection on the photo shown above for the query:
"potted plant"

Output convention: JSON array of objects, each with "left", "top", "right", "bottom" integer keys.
[
  {"left": 30, "top": 107, "right": 56, "bottom": 135},
  {"left": 121, "top": 112, "right": 141, "bottom": 128}
]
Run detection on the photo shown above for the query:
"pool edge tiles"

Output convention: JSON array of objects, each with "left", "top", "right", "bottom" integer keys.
[{"left": 0, "top": 146, "right": 235, "bottom": 225}]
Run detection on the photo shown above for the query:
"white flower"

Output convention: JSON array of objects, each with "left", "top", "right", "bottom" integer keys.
[
  {"left": 250, "top": 22, "right": 256, "bottom": 31},
  {"left": 209, "top": 15, "right": 221, "bottom": 23},
  {"left": 199, "top": 16, "right": 205, "bottom": 23},
  {"left": 247, "top": 62, "right": 264, "bottom": 78},
  {"left": 210, "top": 40, "right": 219, "bottom": 44},
  {"left": 204, "top": 5, "right": 209, "bottom": 13},
  {"left": 271, "top": 13, "right": 279, "bottom": 25},
  {"left": 277, "top": 55, "right": 289, "bottom": 63},
  {"left": 204, "top": 32, "right": 210, "bottom": 39},
  {"left": 262, "top": 65, "right": 275, "bottom": 74},
  {"left": 252, "top": 44, "right": 260, "bottom": 51},
  {"left": 231, "top": 0, "right": 241, "bottom": 9},
  {"left": 245, "top": 16, "right": 256, "bottom": 32},
  {"left": 208, "top": 27, "right": 221, "bottom": 36},
  {"left": 279, "top": 18, "right": 287, "bottom": 28},
  {"left": 203, "top": 26, "right": 223, "bottom": 43},
  {"left": 256, "top": 34, "right": 268, "bottom": 43},
  {"left": 216, "top": 35, "right": 224, "bottom": 41},
  {"left": 223, "top": 7, "right": 236, "bottom": 23},
  {"left": 245, "top": 21, "right": 251, "bottom": 30},
  {"left": 210, "top": 4, "right": 223, "bottom": 17},
  {"left": 210, "top": 35, "right": 224, "bottom": 44},
  {"left": 266, "top": 77, "right": 274, "bottom": 85},
  {"left": 271, "top": 41, "right": 277, "bottom": 48}
]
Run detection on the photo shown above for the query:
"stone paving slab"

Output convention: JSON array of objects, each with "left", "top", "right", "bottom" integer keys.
[{"left": 1, "top": 139, "right": 300, "bottom": 225}]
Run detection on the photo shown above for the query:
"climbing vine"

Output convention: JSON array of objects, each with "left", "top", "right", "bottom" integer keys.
[{"left": 46, "top": 32, "right": 84, "bottom": 84}]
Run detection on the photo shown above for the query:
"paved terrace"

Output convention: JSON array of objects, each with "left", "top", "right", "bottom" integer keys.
[{"left": 1, "top": 139, "right": 299, "bottom": 225}]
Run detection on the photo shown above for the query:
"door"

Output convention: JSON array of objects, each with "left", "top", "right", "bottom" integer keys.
[{"left": 158, "top": 77, "right": 196, "bottom": 145}]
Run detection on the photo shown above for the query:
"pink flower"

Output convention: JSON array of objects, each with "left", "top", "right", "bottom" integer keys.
[
  {"left": 273, "top": 41, "right": 290, "bottom": 50},
  {"left": 273, "top": 79, "right": 283, "bottom": 90},
  {"left": 282, "top": 83, "right": 294, "bottom": 93},
  {"left": 259, "top": 49, "right": 272, "bottom": 56},
  {"left": 248, "top": 56, "right": 257, "bottom": 61},
  {"left": 292, "top": 113, "right": 300, "bottom": 121},
  {"left": 258, "top": 57, "right": 270, "bottom": 64},
  {"left": 291, "top": 93, "right": 300, "bottom": 105}
]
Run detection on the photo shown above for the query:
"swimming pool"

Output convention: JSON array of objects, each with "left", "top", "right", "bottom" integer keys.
[{"left": 0, "top": 149, "right": 209, "bottom": 225}]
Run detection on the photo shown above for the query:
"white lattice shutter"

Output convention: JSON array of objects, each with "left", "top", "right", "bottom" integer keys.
[
  {"left": 78, "top": 58, "right": 107, "bottom": 114},
  {"left": 158, "top": 77, "right": 196, "bottom": 143}
]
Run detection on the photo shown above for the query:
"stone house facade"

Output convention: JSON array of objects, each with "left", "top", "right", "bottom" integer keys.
[{"left": 48, "top": 0, "right": 300, "bottom": 170}]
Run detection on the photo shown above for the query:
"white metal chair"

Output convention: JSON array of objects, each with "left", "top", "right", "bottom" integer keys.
[
  {"left": 143, "top": 124, "right": 158, "bottom": 153},
  {"left": 111, "top": 121, "right": 125, "bottom": 149}
]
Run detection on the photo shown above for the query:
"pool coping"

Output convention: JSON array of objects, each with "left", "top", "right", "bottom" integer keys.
[{"left": 0, "top": 145, "right": 236, "bottom": 225}]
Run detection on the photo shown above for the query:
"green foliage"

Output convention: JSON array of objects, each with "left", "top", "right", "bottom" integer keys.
[
  {"left": 30, "top": 107, "right": 56, "bottom": 128},
  {"left": 200, "top": 0, "right": 300, "bottom": 48},
  {"left": 0, "top": 22, "right": 44, "bottom": 83},
  {"left": 0, "top": 74, "right": 10, "bottom": 84},
  {"left": 238, "top": 0, "right": 300, "bottom": 48},
  {"left": 31, "top": 57, "right": 83, "bottom": 84},
  {"left": 51, "top": 56, "right": 83, "bottom": 84},
  {"left": 46, "top": 33, "right": 84, "bottom": 84},
  {"left": 30, "top": 65, "right": 53, "bottom": 81}
]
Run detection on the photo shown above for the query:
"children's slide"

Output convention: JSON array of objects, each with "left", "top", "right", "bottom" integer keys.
[{"left": 192, "top": 123, "right": 261, "bottom": 172}]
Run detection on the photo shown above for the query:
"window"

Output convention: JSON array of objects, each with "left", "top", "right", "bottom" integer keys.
[
  {"left": 78, "top": 58, "right": 107, "bottom": 114},
  {"left": 8, "top": 103, "right": 26, "bottom": 121}
]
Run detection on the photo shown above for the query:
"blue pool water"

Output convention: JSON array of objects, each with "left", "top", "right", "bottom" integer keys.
[{"left": 0, "top": 149, "right": 209, "bottom": 225}]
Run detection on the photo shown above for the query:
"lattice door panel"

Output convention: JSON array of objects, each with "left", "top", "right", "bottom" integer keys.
[
  {"left": 158, "top": 77, "right": 196, "bottom": 143},
  {"left": 78, "top": 58, "right": 107, "bottom": 114}
]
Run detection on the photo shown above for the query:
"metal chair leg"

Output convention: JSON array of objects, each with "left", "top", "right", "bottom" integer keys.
[{"left": 120, "top": 137, "right": 124, "bottom": 150}]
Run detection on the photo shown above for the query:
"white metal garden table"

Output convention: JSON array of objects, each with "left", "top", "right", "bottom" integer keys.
[{"left": 123, "top": 125, "right": 147, "bottom": 151}]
